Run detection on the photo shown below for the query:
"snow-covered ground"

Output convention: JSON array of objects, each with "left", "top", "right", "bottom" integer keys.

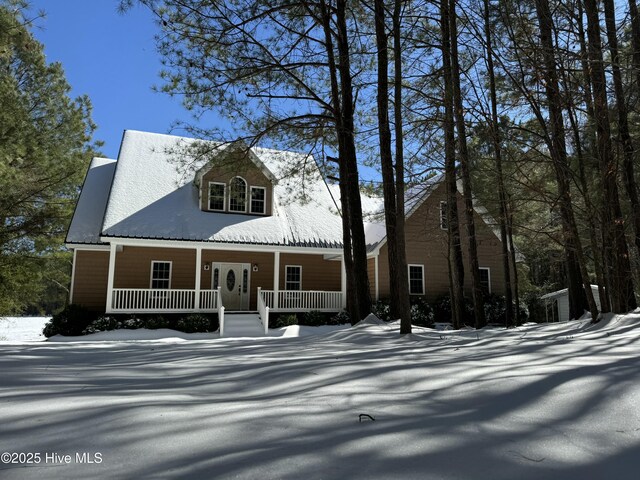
[
  {"left": 0, "top": 317, "right": 350, "bottom": 343},
  {"left": 1, "top": 313, "right": 639, "bottom": 479},
  {"left": 0, "top": 317, "right": 49, "bottom": 342}
]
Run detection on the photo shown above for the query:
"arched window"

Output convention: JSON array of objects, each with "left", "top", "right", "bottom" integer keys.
[{"left": 229, "top": 177, "right": 247, "bottom": 212}]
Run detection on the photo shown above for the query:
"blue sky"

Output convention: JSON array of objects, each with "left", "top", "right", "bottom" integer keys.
[
  {"left": 29, "top": 0, "right": 200, "bottom": 159},
  {"left": 27, "top": 1, "right": 379, "bottom": 182}
]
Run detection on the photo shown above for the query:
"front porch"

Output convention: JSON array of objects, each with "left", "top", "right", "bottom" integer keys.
[
  {"left": 108, "top": 287, "right": 343, "bottom": 314},
  {"left": 108, "top": 286, "right": 343, "bottom": 336},
  {"left": 102, "top": 241, "right": 346, "bottom": 335}
]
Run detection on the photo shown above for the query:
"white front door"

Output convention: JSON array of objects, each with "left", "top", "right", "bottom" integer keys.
[{"left": 213, "top": 263, "right": 250, "bottom": 310}]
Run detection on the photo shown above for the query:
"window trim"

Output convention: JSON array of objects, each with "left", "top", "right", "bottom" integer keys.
[
  {"left": 408, "top": 264, "right": 425, "bottom": 295},
  {"left": 479, "top": 267, "right": 491, "bottom": 294},
  {"left": 250, "top": 185, "right": 267, "bottom": 215},
  {"left": 150, "top": 260, "right": 172, "bottom": 289},
  {"left": 208, "top": 181, "right": 226, "bottom": 212},
  {"left": 439, "top": 201, "right": 448, "bottom": 230},
  {"left": 284, "top": 265, "right": 302, "bottom": 291},
  {"left": 228, "top": 176, "right": 248, "bottom": 213}
]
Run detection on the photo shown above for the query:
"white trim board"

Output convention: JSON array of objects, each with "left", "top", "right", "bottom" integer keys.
[{"left": 99, "top": 236, "right": 343, "bottom": 254}]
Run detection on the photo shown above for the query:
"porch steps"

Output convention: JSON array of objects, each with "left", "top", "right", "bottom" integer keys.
[{"left": 222, "top": 313, "right": 265, "bottom": 337}]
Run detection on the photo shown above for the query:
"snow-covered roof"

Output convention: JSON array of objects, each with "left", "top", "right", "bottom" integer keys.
[
  {"left": 98, "top": 130, "right": 343, "bottom": 248},
  {"left": 68, "top": 131, "right": 511, "bottom": 255},
  {"left": 541, "top": 285, "right": 600, "bottom": 300},
  {"left": 66, "top": 157, "right": 117, "bottom": 245}
]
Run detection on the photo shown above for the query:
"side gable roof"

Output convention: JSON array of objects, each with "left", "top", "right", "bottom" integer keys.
[
  {"left": 66, "top": 157, "right": 117, "bottom": 245},
  {"left": 98, "top": 130, "right": 343, "bottom": 248},
  {"left": 363, "top": 175, "right": 507, "bottom": 254}
]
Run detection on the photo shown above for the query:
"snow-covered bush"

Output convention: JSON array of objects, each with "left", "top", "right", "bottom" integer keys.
[
  {"left": 410, "top": 297, "right": 435, "bottom": 327},
  {"left": 329, "top": 310, "right": 350, "bottom": 325},
  {"left": 144, "top": 315, "right": 169, "bottom": 329},
  {"left": 432, "top": 295, "right": 474, "bottom": 325},
  {"left": 122, "top": 316, "right": 144, "bottom": 329},
  {"left": 82, "top": 316, "right": 120, "bottom": 334},
  {"left": 301, "top": 310, "right": 325, "bottom": 326},
  {"left": 273, "top": 314, "right": 297, "bottom": 328},
  {"left": 177, "top": 314, "right": 212, "bottom": 333},
  {"left": 371, "top": 300, "right": 392, "bottom": 321},
  {"left": 43, "top": 304, "right": 96, "bottom": 337}
]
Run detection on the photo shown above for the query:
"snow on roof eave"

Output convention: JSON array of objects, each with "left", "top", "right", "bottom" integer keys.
[
  {"left": 194, "top": 140, "right": 278, "bottom": 187},
  {"left": 65, "top": 242, "right": 110, "bottom": 249},
  {"left": 540, "top": 285, "right": 600, "bottom": 300},
  {"left": 98, "top": 234, "right": 343, "bottom": 250},
  {"left": 65, "top": 157, "right": 117, "bottom": 245}
]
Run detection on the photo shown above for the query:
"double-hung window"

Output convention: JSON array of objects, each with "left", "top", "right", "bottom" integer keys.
[
  {"left": 479, "top": 267, "right": 491, "bottom": 294},
  {"left": 208, "top": 182, "right": 225, "bottom": 211},
  {"left": 408, "top": 264, "right": 425, "bottom": 295},
  {"left": 151, "top": 261, "right": 171, "bottom": 289},
  {"left": 229, "top": 177, "right": 247, "bottom": 212},
  {"left": 285, "top": 265, "right": 302, "bottom": 291},
  {"left": 250, "top": 186, "right": 266, "bottom": 214}
]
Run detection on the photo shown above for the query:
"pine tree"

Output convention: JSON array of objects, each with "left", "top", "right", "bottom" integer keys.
[{"left": 0, "top": 3, "right": 98, "bottom": 313}]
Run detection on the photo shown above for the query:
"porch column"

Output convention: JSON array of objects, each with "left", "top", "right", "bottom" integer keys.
[
  {"left": 341, "top": 255, "right": 347, "bottom": 308},
  {"left": 69, "top": 249, "right": 77, "bottom": 304},
  {"left": 374, "top": 254, "right": 379, "bottom": 301},
  {"left": 194, "top": 247, "right": 202, "bottom": 310},
  {"left": 273, "top": 251, "right": 280, "bottom": 309},
  {"left": 105, "top": 242, "right": 117, "bottom": 313}
]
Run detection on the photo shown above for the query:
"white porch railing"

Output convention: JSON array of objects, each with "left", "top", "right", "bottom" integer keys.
[
  {"left": 111, "top": 288, "right": 220, "bottom": 313},
  {"left": 257, "top": 287, "right": 270, "bottom": 334},
  {"left": 200, "top": 287, "right": 221, "bottom": 311},
  {"left": 259, "top": 290, "right": 343, "bottom": 312}
]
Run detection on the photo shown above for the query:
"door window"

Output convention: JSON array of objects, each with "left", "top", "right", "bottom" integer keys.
[{"left": 226, "top": 269, "right": 236, "bottom": 291}]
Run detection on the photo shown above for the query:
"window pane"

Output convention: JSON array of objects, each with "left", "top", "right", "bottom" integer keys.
[
  {"left": 209, "top": 183, "right": 225, "bottom": 210},
  {"left": 408, "top": 265, "right": 424, "bottom": 295},
  {"left": 229, "top": 177, "right": 247, "bottom": 212},
  {"left": 243, "top": 269, "right": 248, "bottom": 293},
  {"left": 285, "top": 266, "right": 301, "bottom": 290},
  {"left": 250, "top": 187, "right": 265, "bottom": 214},
  {"left": 479, "top": 268, "right": 490, "bottom": 293},
  {"left": 226, "top": 270, "right": 236, "bottom": 291},
  {"left": 151, "top": 262, "right": 171, "bottom": 289}
]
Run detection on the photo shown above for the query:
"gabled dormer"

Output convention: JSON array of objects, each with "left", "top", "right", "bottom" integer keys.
[{"left": 194, "top": 142, "right": 277, "bottom": 216}]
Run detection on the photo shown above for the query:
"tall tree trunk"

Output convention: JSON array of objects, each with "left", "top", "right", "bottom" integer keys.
[
  {"left": 441, "top": 0, "right": 465, "bottom": 329},
  {"left": 629, "top": 0, "right": 640, "bottom": 96},
  {"left": 374, "top": 0, "right": 411, "bottom": 333},
  {"left": 392, "top": 0, "right": 412, "bottom": 333},
  {"left": 482, "top": 0, "right": 513, "bottom": 327},
  {"left": 603, "top": 0, "right": 640, "bottom": 258},
  {"left": 583, "top": 0, "right": 637, "bottom": 313},
  {"left": 319, "top": 0, "right": 360, "bottom": 322},
  {"left": 573, "top": 1, "right": 610, "bottom": 312},
  {"left": 534, "top": 0, "right": 599, "bottom": 320},
  {"left": 507, "top": 206, "right": 520, "bottom": 323},
  {"left": 336, "top": 0, "right": 371, "bottom": 320},
  {"left": 562, "top": 71, "right": 611, "bottom": 314},
  {"left": 449, "top": 0, "right": 486, "bottom": 329}
]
